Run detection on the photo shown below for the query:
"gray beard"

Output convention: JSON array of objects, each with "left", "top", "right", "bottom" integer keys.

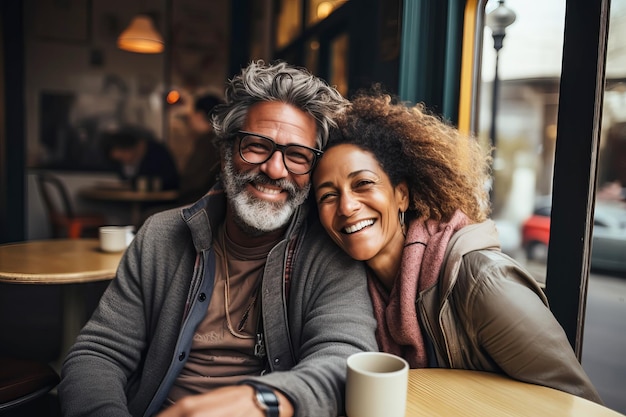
[{"left": 221, "top": 147, "right": 310, "bottom": 236}]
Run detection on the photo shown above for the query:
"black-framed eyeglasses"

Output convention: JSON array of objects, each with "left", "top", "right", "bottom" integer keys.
[{"left": 236, "top": 130, "right": 323, "bottom": 175}]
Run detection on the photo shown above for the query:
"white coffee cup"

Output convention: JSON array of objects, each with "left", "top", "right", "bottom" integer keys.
[
  {"left": 345, "top": 352, "right": 409, "bottom": 417},
  {"left": 99, "top": 226, "right": 134, "bottom": 252}
]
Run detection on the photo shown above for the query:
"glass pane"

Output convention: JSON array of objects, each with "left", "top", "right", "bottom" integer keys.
[
  {"left": 584, "top": 0, "right": 626, "bottom": 413},
  {"left": 479, "top": 0, "right": 564, "bottom": 288},
  {"left": 329, "top": 32, "right": 349, "bottom": 96},
  {"left": 479, "top": 1, "right": 626, "bottom": 413},
  {"left": 306, "top": 0, "right": 348, "bottom": 27},
  {"left": 275, "top": 0, "right": 302, "bottom": 49},
  {"left": 249, "top": 0, "right": 273, "bottom": 60},
  {"left": 305, "top": 38, "right": 320, "bottom": 74}
]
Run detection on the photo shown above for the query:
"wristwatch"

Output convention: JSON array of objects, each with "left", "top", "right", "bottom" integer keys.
[{"left": 244, "top": 381, "right": 280, "bottom": 417}]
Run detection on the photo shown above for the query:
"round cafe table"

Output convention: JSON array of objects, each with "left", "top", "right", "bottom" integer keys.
[
  {"left": 405, "top": 368, "right": 624, "bottom": 416},
  {"left": 79, "top": 186, "right": 179, "bottom": 227},
  {"left": 0, "top": 239, "right": 123, "bottom": 368},
  {"left": 0, "top": 239, "right": 121, "bottom": 284}
]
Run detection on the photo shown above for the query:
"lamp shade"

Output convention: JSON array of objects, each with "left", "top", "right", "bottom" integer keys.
[{"left": 117, "top": 15, "right": 164, "bottom": 54}]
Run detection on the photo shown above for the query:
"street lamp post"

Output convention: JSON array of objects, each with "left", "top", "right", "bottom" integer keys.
[{"left": 486, "top": 0, "right": 516, "bottom": 153}]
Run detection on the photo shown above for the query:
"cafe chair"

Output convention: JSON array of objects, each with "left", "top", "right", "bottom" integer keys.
[
  {"left": 0, "top": 357, "right": 60, "bottom": 416},
  {"left": 36, "top": 173, "right": 107, "bottom": 239}
]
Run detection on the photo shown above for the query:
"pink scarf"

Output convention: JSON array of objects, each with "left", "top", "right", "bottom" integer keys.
[{"left": 367, "top": 209, "right": 470, "bottom": 368}]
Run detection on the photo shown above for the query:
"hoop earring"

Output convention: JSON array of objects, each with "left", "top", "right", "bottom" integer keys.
[{"left": 399, "top": 210, "right": 405, "bottom": 228}]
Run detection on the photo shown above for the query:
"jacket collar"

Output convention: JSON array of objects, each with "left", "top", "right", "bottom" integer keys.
[{"left": 438, "top": 219, "right": 501, "bottom": 296}]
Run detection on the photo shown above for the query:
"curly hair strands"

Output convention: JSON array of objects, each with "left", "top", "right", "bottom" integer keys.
[{"left": 328, "top": 92, "right": 491, "bottom": 223}]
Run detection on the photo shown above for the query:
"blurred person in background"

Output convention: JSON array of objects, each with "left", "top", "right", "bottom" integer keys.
[
  {"left": 102, "top": 125, "right": 179, "bottom": 191},
  {"left": 177, "top": 93, "right": 225, "bottom": 205}
]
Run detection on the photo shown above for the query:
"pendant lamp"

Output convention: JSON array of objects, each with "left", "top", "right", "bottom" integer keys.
[{"left": 117, "top": 14, "right": 164, "bottom": 54}]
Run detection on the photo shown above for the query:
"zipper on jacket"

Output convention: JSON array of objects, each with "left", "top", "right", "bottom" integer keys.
[{"left": 417, "top": 297, "right": 450, "bottom": 367}]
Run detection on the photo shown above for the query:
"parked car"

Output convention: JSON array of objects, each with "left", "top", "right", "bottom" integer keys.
[{"left": 521, "top": 201, "right": 626, "bottom": 272}]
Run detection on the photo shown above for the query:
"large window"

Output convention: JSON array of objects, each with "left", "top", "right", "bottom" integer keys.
[
  {"left": 275, "top": 0, "right": 302, "bottom": 49},
  {"left": 272, "top": 0, "right": 355, "bottom": 95},
  {"left": 306, "top": 0, "right": 348, "bottom": 27},
  {"left": 473, "top": 0, "right": 625, "bottom": 412},
  {"left": 275, "top": 0, "right": 350, "bottom": 50},
  {"left": 477, "top": 0, "right": 565, "bottom": 284}
]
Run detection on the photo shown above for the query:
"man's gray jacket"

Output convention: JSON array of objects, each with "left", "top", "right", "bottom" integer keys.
[{"left": 58, "top": 185, "right": 378, "bottom": 417}]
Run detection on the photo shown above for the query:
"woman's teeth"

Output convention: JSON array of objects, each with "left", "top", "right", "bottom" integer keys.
[{"left": 344, "top": 219, "right": 374, "bottom": 234}]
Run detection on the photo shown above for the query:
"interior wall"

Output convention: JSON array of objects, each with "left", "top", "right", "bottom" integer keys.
[
  {"left": 23, "top": 0, "right": 167, "bottom": 170},
  {"left": 166, "top": 0, "right": 231, "bottom": 171},
  {"left": 1, "top": 0, "right": 26, "bottom": 243},
  {"left": 1, "top": 5, "right": 6, "bottom": 241}
]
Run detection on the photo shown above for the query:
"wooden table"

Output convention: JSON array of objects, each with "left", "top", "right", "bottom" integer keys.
[
  {"left": 0, "top": 239, "right": 123, "bottom": 368},
  {"left": 79, "top": 186, "right": 179, "bottom": 227},
  {"left": 405, "top": 368, "right": 624, "bottom": 416}
]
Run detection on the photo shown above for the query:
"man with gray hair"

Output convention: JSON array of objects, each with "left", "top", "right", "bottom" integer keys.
[{"left": 58, "top": 61, "right": 377, "bottom": 417}]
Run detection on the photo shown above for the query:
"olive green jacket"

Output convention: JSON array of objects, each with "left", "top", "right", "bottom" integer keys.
[{"left": 417, "top": 220, "right": 602, "bottom": 403}]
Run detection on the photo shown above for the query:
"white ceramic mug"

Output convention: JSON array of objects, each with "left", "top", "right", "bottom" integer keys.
[
  {"left": 99, "top": 226, "right": 134, "bottom": 252},
  {"left": 345, "top": 352, "right": 409, "bottom": 417}
]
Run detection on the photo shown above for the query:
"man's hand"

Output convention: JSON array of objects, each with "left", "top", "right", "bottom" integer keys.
[{"left": 156, "top": 385, "right": 294, "bottom": 417}]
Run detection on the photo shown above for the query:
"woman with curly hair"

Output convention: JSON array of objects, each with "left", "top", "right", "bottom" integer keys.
[{"left": 312, "top": 90, "right": 602, "bottom": 403}]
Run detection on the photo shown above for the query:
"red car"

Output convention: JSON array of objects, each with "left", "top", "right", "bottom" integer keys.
[
  {"left": 521, "top": 202, "right": 626, "bottom": 272},
  {"left": 521, "top": 206, "right": 551, "bottom": 261}
]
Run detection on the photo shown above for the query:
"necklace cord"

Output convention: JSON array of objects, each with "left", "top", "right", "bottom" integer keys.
[{"left": 221, "top": 230, "right": 262, "bottom": 339}]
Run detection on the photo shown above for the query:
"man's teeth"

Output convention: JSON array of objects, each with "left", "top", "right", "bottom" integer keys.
[
  {"left": 344, "top": 219, "right": 374, "bottom": 234},
  {"left": 256, "top": 184, "right": 281, "bottom": 195}
]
